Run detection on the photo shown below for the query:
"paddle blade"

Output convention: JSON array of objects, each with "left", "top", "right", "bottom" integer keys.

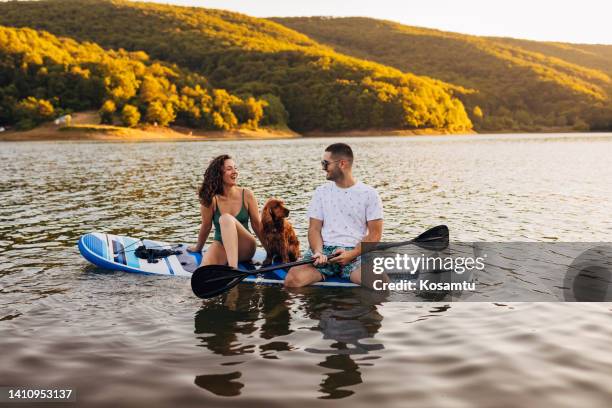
[
  {"left": 412, "top": 225, "right": 449, "bottom": 251},
  {"left": 191, "top": 264, "right": 247, "bottom": 299}
]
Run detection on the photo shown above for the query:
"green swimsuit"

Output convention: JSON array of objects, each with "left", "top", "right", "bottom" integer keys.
[{"left": 212, "top": 188, "right": 250, "bottom": 243}]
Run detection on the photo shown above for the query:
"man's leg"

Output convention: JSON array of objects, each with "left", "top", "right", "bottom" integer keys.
[
  {"left": 349, "top": 265, "right": 390, "bottom": 287},
  {"left": 284, "top": 264, "right": 323, "bottom": 288},
  {"left": 349, "top": 265, "right": 361, "bottom": 285}
]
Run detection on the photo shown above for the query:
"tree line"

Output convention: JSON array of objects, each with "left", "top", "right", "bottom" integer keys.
[
  {"left": 0, "top": 0, "right": 473, "bottom": 133},
  {"left": 0, "top": 26, "right": 279, "bottom": 130}
]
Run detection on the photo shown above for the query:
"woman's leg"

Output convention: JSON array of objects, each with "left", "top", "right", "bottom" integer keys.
[
  {"left": 201, "top": 241, "right": 227, "bottom": 266},
  {"left": 218, "top": 213, "right": 256, "bottom": 268}
]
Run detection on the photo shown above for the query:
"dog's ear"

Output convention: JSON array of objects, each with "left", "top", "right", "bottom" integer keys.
[
  {"left": 261, "top": 202, "right": 273, "bottom": 225},
  {"left": 268, "top": 204, "right": 275, "bottom": 220},
  {"left": 271, "top": 199, "right": 283, "bottom": 219}
]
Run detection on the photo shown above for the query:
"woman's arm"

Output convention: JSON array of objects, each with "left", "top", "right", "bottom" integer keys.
[
  {"left": 188, "top": 204, "right": 213, "bottom": 252},
  {"left": 245, "top": 188, "right": 263, "bottom": 243}
]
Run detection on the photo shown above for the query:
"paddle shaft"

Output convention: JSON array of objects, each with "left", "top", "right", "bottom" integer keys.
[
  {"left": 200, "top": 254, "right": 339, "bottom": 284},
  {"left": 257, "top": 253, "right": 338, "bottom": 274},
  {"left": 237, "top": 232, "right": 446, "bottom": 276},
  {"left": 191, "top": 225, "right": 449, "bottom": 298}
]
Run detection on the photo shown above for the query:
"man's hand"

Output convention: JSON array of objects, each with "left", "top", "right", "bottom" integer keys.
[
  {"left": 312, "top": 252, "right": 328, "bottom": 266},
  {"left": 329, "top": 248, "right": 356, "bottom": 266},
  {"left": 187, "top": 245, "right": 202, "bottom": 253}
]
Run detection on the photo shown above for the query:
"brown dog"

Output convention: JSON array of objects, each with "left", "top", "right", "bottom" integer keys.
[{"left": 260, "top": 198, "right": 300, "bottom": 265}]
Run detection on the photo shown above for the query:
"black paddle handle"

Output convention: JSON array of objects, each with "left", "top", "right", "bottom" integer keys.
[
  {"left": 199, "top": 225, "right": 448, "bottom": 278},
  {"left": 257, "top": 253, "right": 340, "bottom": 274},
  {"left": 372, "top": 233, "right": 446, "bottom": 252},
  {"left": 256, "top": 238, "right": 424, "bottom": 274},
  {"left": 191, "top": 226, "right": 449, "bottom": 298}
]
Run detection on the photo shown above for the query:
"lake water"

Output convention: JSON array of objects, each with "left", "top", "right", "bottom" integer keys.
[{"left": 1, "top": 134, "right": 612, "bottom": 407}]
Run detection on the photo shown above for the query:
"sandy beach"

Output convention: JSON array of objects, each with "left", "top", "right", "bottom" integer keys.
[
  {"left": 1, "top": 114, "right": 582, "bottom": 143},
  {"left": 0, "top": 111, "right": 301, "bottom": 142}
]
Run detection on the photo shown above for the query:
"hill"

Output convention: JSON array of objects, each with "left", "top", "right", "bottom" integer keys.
[
  {"left": 273, "top": 17, "right": 612, "bottom": 131},
  {"left": 491, "top": 38, "right": 612, "bottom": 76},
  {"left": 0, "top": 24, "right": 274, "bottom": 131},
  {"left": 0, "top": 0, "right": 472, "bottom": 133}
]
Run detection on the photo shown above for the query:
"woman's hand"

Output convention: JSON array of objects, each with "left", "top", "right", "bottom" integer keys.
[{"left": 187, "top": 245, "right": 203, "bottom": 253}]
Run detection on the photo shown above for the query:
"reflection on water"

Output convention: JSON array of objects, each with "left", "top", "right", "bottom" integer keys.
[
  {"left": 195, "top": 286, "right": 289, "bottom": 357},
  {"left": 195, "top": 372, "right": 244, "bottom": 397},
  {"left": 194, "top": 285, "right": 389, "bottom": 399},
  {"left": 1, "top": 134, "right": 612, "bottom": 406}
]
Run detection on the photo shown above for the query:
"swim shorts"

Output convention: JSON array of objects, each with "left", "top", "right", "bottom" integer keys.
[{"left": 302, "top": 245, "right": 361, "bottom": 280}]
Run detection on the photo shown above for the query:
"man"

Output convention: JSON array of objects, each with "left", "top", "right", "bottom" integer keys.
[{"left": 284, "top": 143, "right": 383, "bottom": 287}]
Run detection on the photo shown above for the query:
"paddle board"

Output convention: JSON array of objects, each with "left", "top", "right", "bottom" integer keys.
[{"left": 78, "top": 232, "right": 358, "bottom": 287}]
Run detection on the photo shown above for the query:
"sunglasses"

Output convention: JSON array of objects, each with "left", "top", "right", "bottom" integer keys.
[{"left": 321, "top": 159, "right": 342, "bottom": 170}]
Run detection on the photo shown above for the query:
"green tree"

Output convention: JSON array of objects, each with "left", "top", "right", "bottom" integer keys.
[
  {"left": 14, "top": 96, "right": 55, "bottom": 129},
  {"left": 232, "top": 97, "right": 266, "bottom": 129},
  {"left": 139, "top": 75, "right": 166, "bottom": 103},
  {"left": 99, "top": 99, "right": 116, "bottom": 124},
  {"left": 260, "top": 94, "right": 289, "bottom": 126},
  {"left": 145, "top": 100, "right": 175, "bottom": 126},
  {"left": 121, "top": 104, "right": 140, "bottom": 127},
  {"left": 211, "top": 89, "right": 239, "bottom": 130}
]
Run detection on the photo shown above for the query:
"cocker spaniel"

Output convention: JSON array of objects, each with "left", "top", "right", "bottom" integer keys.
[{"left": 260, "top": 198, "right": 300, "bottom": 265}]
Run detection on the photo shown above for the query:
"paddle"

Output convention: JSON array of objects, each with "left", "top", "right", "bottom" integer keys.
[{"left": 191, "top": 225, "right": 449, "bottom": 299}]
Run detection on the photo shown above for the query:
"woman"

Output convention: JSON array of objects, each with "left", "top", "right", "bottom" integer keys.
[{"left": 188, "top": 155, "right": 262, "bottom": 268}]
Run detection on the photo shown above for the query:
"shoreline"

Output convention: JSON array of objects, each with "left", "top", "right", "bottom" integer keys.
[
  {"left": 302, "top": 128, "right": 468, "bottom": 137},
  {"left": 301, "top": 126, "right": 606, "bottom": 138},
  {"left": 0, "top": 123, "right": 603, "bottom": 142},
  {"left": 0, "top": 124, "right": 301, "bottom": 142}
]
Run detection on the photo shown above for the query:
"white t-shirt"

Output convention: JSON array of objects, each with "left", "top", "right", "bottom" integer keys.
[{"left": 307, "top": 181, "right": 383, "bottom": 247}]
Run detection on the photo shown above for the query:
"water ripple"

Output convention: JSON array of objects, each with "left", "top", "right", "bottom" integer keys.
[{"left": 1, "top": 134, "right": 612, "bottom": 406}]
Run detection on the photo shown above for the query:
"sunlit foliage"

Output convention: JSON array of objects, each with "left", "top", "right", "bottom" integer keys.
[
  {"left": 0, "top": 25, "right": 275, "bottom": 130},
  {"left": 0, "top": 0, "right": 472, "bottom": 132},
  {"left": 274, "top": 17, "right": 612, "bottom": 131}
]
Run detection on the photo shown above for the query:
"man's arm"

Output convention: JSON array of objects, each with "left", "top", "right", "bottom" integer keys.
[
  {"left": 357, "top": 219, "right": 383, "bottom": 254},
  {"left": 308, "top": 218, "right": 327, "bottom": 265},
  {"left": 331, "top": 219, "right": 383, "bottom": 266},
  {"left": 349, "top": 187, "right": 384, "bottom": 259}
]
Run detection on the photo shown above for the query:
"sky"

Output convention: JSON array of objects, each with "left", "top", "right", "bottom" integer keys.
[{"left": 150, "top": 0, "right": 612, "bottom": 45}]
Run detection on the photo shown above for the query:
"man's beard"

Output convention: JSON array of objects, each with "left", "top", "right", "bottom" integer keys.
[{"left": 326, "top": 169, "right": 341, "bottom": 181}]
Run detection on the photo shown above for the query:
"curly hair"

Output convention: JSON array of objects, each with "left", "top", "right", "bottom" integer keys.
[{"left": 198, "top": 154, "right": 231, "bottom": 207}]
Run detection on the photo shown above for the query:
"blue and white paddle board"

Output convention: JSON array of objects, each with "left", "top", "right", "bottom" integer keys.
[{"left": 78, "top": 233, "right": 358, "bottom": 287}]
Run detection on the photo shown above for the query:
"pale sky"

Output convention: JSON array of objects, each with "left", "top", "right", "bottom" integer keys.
[{"left": 149, "top": 0, "right": 612, "bottom": 45}]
